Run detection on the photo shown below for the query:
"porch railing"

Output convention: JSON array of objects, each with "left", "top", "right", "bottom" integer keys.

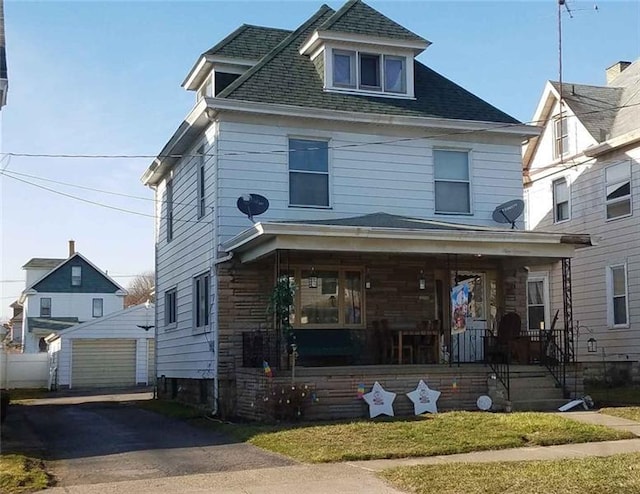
[{"left": 538, "top": 326, "right": 569, "bottom": 398}]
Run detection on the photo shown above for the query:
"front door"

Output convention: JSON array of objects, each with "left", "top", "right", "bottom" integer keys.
[{"left": 451, "top": 271, "right": 487, "bottom": 363}]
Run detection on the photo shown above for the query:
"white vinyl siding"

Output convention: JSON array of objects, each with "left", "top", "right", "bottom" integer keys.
[
  {"left": 288, "top": 138, "right": 330, "bottom": 207},
  {"left": 607, "top": 264, "right": 629, "bottom": 328},
  {"left": 434, "top": 150, "right": 471, "bottom": 214},
  {"left": 553, "top": 177, "right": 570, "bottom": 222},
  {"left": 166, "top": 179, "right": 174, "bottom": 241},
  {"left": 605, "top": 161, "right": 631, "bottom": 220},
  {"left": 197, "top": 147, "right": 206, "bottom": 219}
]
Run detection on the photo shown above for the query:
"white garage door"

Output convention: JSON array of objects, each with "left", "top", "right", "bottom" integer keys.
[{"left": 71, "top": 339, "right": 136, "bottom": 388}]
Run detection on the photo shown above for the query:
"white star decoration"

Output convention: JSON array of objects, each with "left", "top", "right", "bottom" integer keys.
[
  {"left": 406, "top": 380, "right": 441, "bottom": 415},
  {"left": 363, "top": 381, "right": 396, "bottom": 418}
]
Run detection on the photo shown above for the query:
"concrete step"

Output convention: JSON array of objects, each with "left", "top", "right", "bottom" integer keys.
[{"left": 511, "top": 398, "right": 568, "bottom": 412}]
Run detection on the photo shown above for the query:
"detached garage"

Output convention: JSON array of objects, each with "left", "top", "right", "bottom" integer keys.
[{"left": 47, "top": 304, "right": 155, "bottom": 389}]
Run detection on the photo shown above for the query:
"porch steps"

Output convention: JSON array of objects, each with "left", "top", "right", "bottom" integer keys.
[{"left": 509, "top": 367, "right": 567, "bottom": 412}]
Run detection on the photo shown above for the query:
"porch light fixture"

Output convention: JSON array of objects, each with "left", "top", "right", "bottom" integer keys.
[
  {"left": 587, "top": 337, "right": 597, "bottom": 353},
  {"left": 365, "top": 269, "right": 371, "bottom": 289},
  {"left": 418, "top": 269, "right": 426, "bottom": 290},
  {"left": 309, "top": 267, "right": 318, "bottom": 289}
]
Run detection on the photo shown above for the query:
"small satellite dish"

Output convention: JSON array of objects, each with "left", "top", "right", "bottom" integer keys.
[
  {"left": 237, "top": 194, "right": 269, "bottom": 222},
  {"left": 492, "top": 199, "right": 524, "bottom": 229},
  {"left": 477, "top": 395, "right": 492, "bottom": 411}
]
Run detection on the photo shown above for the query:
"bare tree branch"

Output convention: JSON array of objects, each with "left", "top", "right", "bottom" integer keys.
[{"left": 124, "top": 271, "right": 155, "bottom": 307}]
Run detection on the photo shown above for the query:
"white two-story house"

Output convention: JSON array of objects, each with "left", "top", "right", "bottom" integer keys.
[
  {"left": 524, "top": 59, "right": 640, "bottom": 385},
  {"left": 17, "top": 241, "right": 127, "bottom": 353},
  {"left": 144, "top": 0, "right": 592, "bottom": 419}
]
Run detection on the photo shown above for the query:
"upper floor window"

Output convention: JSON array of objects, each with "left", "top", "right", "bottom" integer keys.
[
  {"left": 71, "top": 266, "right": 82, "bottom": 286},
  {"left": 331, "top": 49, "right": 407, "bottom": 95},
  {"left": 607, "top": 264, "right": 628, "bottom": 327},
  {"left": 605, "top": 162, "right": 631, "bottom": 220},
  {"left": 553, "top": 177, "right": 570, "bottom": 222},
  {"left": 165, "top": 288, "right": 177, "bottom": 326},
  {"left": 289, "top": 138, "right": 329, "bottom": 208},
  {"left": 166, "top": 179, "right": 174, "bottom": 242},
  {"left": 92, "top": 298, "right": 103, "bottom": 318},
  {"left": 40, "top": 298, "right": 51, "bottom": 318},
  {"left": 197, "top": 147, "right": 206, "bottom": 219},
  {"left": 194, "top": 272, "right": 209, "bottom": 329},
  {"left": 434, "top": 150, "right": 471, "bottom": 214},
  {"left": 553, "top": 117, "right": 569, "bottom": 158}
]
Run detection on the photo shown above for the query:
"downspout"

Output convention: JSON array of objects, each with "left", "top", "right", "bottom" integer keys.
[{"left": 150, "top": 184, "right": 159, "bottom": 399}]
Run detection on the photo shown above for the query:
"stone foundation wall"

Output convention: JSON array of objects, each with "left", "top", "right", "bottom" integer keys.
[{"left": 582, "top": 360, "right": 640, "bottom": 385}]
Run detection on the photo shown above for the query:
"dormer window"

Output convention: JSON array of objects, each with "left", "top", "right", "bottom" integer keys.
[{"left": 329, "top": 48, "right": 409, "bottom": 96}]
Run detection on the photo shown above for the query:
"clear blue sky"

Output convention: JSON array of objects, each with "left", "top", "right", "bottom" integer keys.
[{"left": 1, "top": 0, "right": 638, "bottom": 320}]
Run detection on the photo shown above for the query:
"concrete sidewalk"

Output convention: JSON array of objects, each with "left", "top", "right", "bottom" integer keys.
[{"left": 43, "top": 410, "right": 640, "bottom": 493}]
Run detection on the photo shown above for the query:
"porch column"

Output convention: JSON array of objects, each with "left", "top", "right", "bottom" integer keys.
[{"left": 561, "top": 258, "right": 575, "bottom": 364}]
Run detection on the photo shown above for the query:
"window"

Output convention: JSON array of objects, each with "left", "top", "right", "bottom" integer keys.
[
  {"left": 285, "top": 268, "right": 363, "bottom": 327},
  {"left": 166, "top": 179, "right": 174, "bottom": 242},
  {"left": 607, "top": 264, "right": 628, "bottom": 327},
  {"left": 197, "top": 147, "right": 206, "bottom": 219},
  {"left": 527, "top": 276, "right": 548, "bottom": 331},
  {"left": 333, "top": 50, "right": 355, "bottom": 87},
  {"left": 605, "top": 162, "right": 631, "bottom": 220},
  {"left": 553, "top": 178, "right": 570, "bottom": 222},
  {"left": 92, "top": 298, "right": 103, "bottom": 318},
  {"left": 165, "top": 288, "right": 177, "bottom": 325},
  {"left": 553, "top": 117, "right": 569, "bottom": 158},
  {"left": 40, "top": 298, "right": 51, "bottom": 318},
  {"left": 384, "top": 56, "right": 406, "bottom": 93},
  {"left": 434, "top": 150, "right": 471, "bottom": 214},
  {"left": 330, "top": 49, "right": 407, "bottom": 95},
  {"left": 194, "top": 273, "right": 210, "bottom": 329},
  {"left": 71, "top": 266, "right": 82, "bottom": 286},
  {"left": 289, "top": 138, "right": 329, "bottom": 207}
]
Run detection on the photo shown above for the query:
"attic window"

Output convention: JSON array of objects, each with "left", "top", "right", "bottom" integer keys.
[
  {"left": 71, "top": 266, "right": 82, "bottom": 286},
  {"left": 330, "top": 49, "right": 408, "bottom": 96}
]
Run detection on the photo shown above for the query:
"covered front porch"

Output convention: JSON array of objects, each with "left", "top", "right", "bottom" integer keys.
[{"left": 220, "top": 213, "right": 591, "bottom": 419}]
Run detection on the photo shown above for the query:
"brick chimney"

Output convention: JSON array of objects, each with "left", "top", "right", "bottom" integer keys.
[
  {"left": 68, "top": 239, "right": 75, "bottom": 257},
  {"left": 606, "top": 61, "right": 631, "bottom": 85}
]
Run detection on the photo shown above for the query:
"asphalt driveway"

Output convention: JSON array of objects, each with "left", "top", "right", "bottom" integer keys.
[{"left": 1, "top": 391, "right": 294, "bottom": 487}]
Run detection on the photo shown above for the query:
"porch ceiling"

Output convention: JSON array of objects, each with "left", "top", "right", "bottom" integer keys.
[{"left": 222, "top": 213, "right": 592, "bottom": 264}]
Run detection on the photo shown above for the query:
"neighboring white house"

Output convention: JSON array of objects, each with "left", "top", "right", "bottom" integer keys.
[
  {"left": 47, "top": 303, "right": 155, "bottom": 389},
  {"left": 143, "top": 0, "right": 592, "bottom": 418},
  {"left": 524, "top": 59, "right": 640, "bottom": 384},
  {"left": 17, "top": 241, "right": 127, "bottom": 353}
]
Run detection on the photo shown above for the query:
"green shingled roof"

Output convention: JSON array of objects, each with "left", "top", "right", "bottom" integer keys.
[
  {"left": 217, "top": 3, "right": 518, "bottom": 124},
  {"left": 318, "top": 0, "right": 426, "bottom": 43},
  {"left": 205, "top": 24, "right": 292, "bottom": 60}
]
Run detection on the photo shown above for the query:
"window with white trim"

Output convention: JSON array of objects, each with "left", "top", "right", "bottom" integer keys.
[
  {"left": 434, "top": 150, "right": 471, "bottom": 214},
  {"left": 166, "top": 179, "right": 174, "bottom": 242},
  {"left": 165, "top": 288, "right": 177, "bottom": 326},
  {"left": 605, "top": 162, "right": 631, "bottom": 220},
  {"left": 40, "top": 298, "right": 51, "bottom": 318},
  {"left": 553, "top": 117, "right": 569, "bottom": 158},
  {"left": 553, "top": 177, "right": 570, "bottom": 222},
  {"left": 289, "top": 138, "right": 329, "bottom": 207},
  {"left": 607, "top": 264, "right": 628, "bottom": 327},
  {"left": 194, "top": 272, "right": 210, "bottom": 329},
  {"left": 92, "top": 298, "right": 103, "bottom": 318},
  {"left": 330, "top": 49, "right": 407, "bottom": 95},
  {"left": 197, "top": 147, "right": 206, "bottom": 219},
  {"left": 71, "top": 266, "right": 82, "bottom": 286},
  {"left": 527, "top": 275, "right": 548, "bottom": 331}
]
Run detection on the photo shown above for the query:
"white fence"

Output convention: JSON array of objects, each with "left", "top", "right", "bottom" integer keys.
[{"left": 0, "top": 352, "right": 49, "bottom": 388}]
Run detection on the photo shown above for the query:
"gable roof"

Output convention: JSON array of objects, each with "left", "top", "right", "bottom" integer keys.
[
  {"left": 27, "top": 317, "right": 79, "bottom": 332},
  {"left": 22, "top": 258, "right": 66, "bottom": 270},
  {"left": 204, "top": 24, "right": 292, "bottom": 61},
  {"left": 24, "top": 252, "right": 125, "bottom": 294},
  {"left": 217, "top": 3, "right": 518, "bottom": 125},
  {"left": 318, "top": 0, "right": 426, "bottom": 43}
]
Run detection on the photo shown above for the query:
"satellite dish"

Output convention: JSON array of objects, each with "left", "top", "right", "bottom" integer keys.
[
  {"left": 237, "top": 194, "right": 269, "bottom": 222},
  {"left": 492, "top": 199, "right": 524, "bottom": 229}
]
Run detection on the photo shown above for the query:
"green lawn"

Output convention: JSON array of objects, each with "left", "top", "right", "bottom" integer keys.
[
  {"left": 585, "top": 384, "right": 640, "bottom": 406},
  {"left": 0, "top": 455, "right": 51, "bottom": 494},
  {"left": 600, "top": 407, "right": 640, "bottom": 423},
  {"left": 381, "top": 453, "right": 640, "bottom": 494},
  {"left": 137, "top": 400, "right": 633, "bottom": 463}
]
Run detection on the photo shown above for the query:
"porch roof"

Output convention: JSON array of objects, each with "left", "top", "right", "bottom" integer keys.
[{"left": 223, "top": 213, "right": 593, "bottom": 263}]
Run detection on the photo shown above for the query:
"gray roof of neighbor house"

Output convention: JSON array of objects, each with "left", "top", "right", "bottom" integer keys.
[
  {"left": 318, "top": 0, "right": 426, "bottom": 43},
  {"left": 550, "top": 58, "right": 640, "bottom": 142},
  {"left": 27, "top": 317, "right": 79, "bottom": 332},
  {"left": 22, "top": 258, "right": 66, "bottom": 270},
  {"left": 204, "top": 24, "right": 292, "bottom": 60},
  {"left": 217, "top": 2, "right": 519, "bottom": 124}
]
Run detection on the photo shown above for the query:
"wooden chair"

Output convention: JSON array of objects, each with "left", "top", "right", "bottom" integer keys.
[
  {"left": 415, "top": 320, "right": 438, "bottom": 364},
  {"left": 381, "top": 319, "right": 413, "bottom": 364},
  {"left": 497, "top": 312, "right": 532, "bottom": 364}
]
